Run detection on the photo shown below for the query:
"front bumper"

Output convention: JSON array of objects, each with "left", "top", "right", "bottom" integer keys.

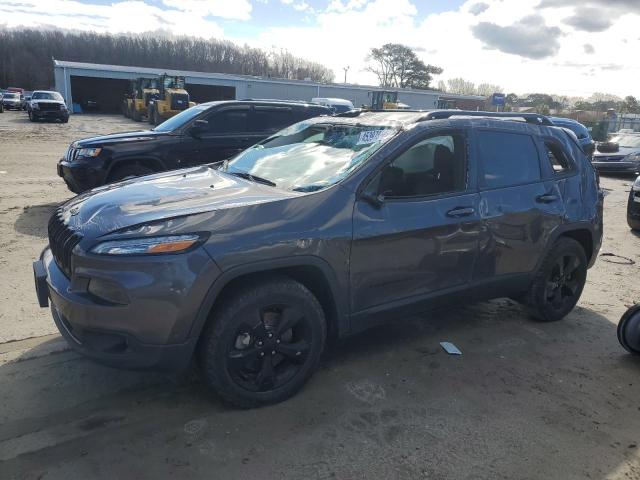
[
  {"left": 592, "top": 160, "right": 640, "bottom": 174},
  {"left": 32, "top": 109, "right": 69, "bottom": 120},
  {"left": 57, "top": 159, "right": 103, "bottom": 193},
  {"left": 33, "top": 246, "right": 220, "bottom": 372}
]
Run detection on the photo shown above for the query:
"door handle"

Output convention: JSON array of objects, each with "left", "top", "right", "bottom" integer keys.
[
  {"left": 446, "top": 207, "right": 475, "bottom": 218},
  {"left": 536, "top": 193, "right": 558, "bottom": 203}
]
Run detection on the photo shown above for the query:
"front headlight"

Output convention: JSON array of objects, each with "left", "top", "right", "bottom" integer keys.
[
  {"left": 76, "top": 147, "right": 102, "bottom": 158},
  {"left": 626, "top": 153, "right": 640, "bottom": 163},
  {"left": 633, "top": 176, "right": 640, "bottom": 192},
  {"left": 32, "top": 103, "right": 39, "bottom": 109},
  {"left": 91, "top": 234, "right": 203, "bottom": 255}
]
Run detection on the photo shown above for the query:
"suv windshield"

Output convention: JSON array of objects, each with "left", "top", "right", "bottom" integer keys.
[
  {"left": 153, "top": 105, "right": 208, "bottom": 133},
  {"left": 32, "top": 92, "right": 63, "bottom": 101},
  {"left": 611, "top": 134, "right": 640, "bottom": 148},
  {"left": 222, "top": 121, "right": 399, "bottom": 192}
]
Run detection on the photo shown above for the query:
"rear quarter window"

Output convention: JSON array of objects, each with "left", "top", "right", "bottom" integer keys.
[{"left": 477, "top": 130, "right": 541, "bottom": 189}]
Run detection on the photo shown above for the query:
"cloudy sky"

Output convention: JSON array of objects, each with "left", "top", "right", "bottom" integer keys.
[{"left": 1, "top": 0, "right": 639, "bottom": 97}]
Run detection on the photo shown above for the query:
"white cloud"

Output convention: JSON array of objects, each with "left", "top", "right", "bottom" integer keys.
[
  {"left": 247, "top": 0, "right": 640, "bottom": 97},
  {"left": 0, "top": 0, "right": 226, "bottom": 37},
  {"left": 162, "top": 0, "right": 252, "bottom": 20}
]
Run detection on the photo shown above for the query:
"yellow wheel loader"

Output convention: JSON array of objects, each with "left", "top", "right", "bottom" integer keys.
[
  {"left": 147, "top": 74, "right": 195, "bottom": 125},
  {"left": 124, "top": 78, "right": 159, "bottom": 122},
  {"left": 368, "top": 90, "right": 402, "bottom": 110}
]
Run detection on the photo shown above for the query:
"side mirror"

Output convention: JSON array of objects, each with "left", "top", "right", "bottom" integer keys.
[
  {"left": 189, "top": 119, "right": 208, "bottom": 138},
  {"left": 361, "top": 190, "right": 385, "bottom": 208}
]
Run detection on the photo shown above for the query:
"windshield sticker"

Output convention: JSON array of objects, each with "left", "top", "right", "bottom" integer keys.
[{"left": 356, "top": 129, "right": 393, "bottom": 145}]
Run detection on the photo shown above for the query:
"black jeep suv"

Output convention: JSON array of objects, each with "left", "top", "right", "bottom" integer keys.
[
  {"left": 34, "top": 111, "right": 603, "bottom": 407},
  {"left": 57, "top": 100, "right": 330, "bottom": 193}
]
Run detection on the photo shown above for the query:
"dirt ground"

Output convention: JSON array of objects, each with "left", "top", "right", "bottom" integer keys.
[{"left": 0, "top": 110, "right": 639, "bottom": 479}]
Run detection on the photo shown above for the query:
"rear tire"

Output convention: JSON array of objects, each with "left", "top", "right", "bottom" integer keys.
[
  {"left": 107, "top": 164, "right": 155, "bottom": 183},
  {"left": 526, "top": 237, "right": 587, "bottom": 322},
  {"left": 197, "top": 276, "right": 327, "bottom": 408}
]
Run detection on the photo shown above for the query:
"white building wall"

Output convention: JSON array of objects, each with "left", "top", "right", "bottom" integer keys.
[{"left": 54, "top": 61, "right": 451, "bottom": 113}]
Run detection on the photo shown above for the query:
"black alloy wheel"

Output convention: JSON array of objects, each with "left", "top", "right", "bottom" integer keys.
[
  {"left": 544, "top": 254, "right": 583, "bottom": 311},
  {"left": 198, "top": 276, "right": 326, "bottom": 408},
  {"left": 528, "top": 237, "right": 587, "bottom": 322}
]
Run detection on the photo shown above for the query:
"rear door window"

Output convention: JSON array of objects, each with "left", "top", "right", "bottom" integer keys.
[
  {"left": 545, "top": 141, "right": 574, "bottom": 174},
  {"left": 251, "top": 107, "right": 293, "bottom": 133},
  {"left": 477, "top": 130, "right": 541, "bottom": 189},
  {"left": 207, "top": 108, "right": 249, "bottom": 134}
]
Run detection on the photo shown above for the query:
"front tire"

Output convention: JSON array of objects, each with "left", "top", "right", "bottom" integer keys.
[
  {"left": 197, "top": 276, "right": 327, "bottom": 408},
  {"left": 28, "top": 111, "right": 35, "bottom": 122},
  {"left": 526, "top": 237, "right": 587, "bottom": 322},
  {"left": 107, "top": 164, "right": 155, "bottom": 183}
]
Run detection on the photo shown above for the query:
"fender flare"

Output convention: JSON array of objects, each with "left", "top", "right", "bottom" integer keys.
[
  {"left": 105, "top": 156, "right": 167, "bottom": 180},
  {"left": 187, "top": 255, "right": 349, "bottom": 342},
  {"left": 533, "top": 222, "right": 599, "bottom": 273}
]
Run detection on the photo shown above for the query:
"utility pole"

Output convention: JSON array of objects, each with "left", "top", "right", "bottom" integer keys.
[{"left": 343, "top": 66, "right": 350, "bottom": 84}]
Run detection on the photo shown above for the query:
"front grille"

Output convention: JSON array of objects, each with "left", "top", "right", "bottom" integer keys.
[
  {"left": 38, "top": 103, "right": 61, "bottom": 111},
  {"left": 65, "top": 146, "right": 79, "bottom": 162},
  {"left": 48, "top": 209, "right": 82, "bottom": 278},
  {"left": 170, "top": 93, "right": 189, "bottom": 111}
]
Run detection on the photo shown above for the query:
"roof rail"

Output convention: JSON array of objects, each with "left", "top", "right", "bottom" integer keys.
[
  {"left": 421, "top": 110, "right": 554, "bottom": 126},
  {"left": 239, "top": 98, "right": 317, "bottom": 105}
]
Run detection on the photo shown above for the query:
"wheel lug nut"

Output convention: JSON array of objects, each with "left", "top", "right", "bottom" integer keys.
[
  {"left": 260, "top": 352, "right": 265, "bottom": 357},
  {"left": 271, "top": 350, "right": 276, "bottom": 355},
  {"left": 268, "top": 333, "right": 273, "bottom": 338},
  {"left": 276, "top": 339, "right": 280, "bottom": 344},
  {"left": 257, "top": 341, "right": 263, "bottom": 346}
]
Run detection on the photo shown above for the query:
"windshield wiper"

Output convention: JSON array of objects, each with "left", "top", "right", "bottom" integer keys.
[
  {"left": 218, "top": 160, "right": 276, "bottom": 187},
  {"left": 227, "top": 169, "right": 276, "bottom": 187}
]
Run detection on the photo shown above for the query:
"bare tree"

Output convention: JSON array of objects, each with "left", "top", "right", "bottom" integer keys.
[
  {"left": 446, "top": 78, "right": 477, "bottom": 95},
  {"left": 0, "top": 28, "right": 335, "bottom": 90}
]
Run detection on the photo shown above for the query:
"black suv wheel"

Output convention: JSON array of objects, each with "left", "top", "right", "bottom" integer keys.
[
  {"left": 197, "top": 276, "right": 327, "bottom": 408},
  {"left": 527, "top": 237, "right": 587, "bottom": 322}
]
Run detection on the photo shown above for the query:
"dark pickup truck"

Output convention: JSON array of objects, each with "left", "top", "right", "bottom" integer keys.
[{"left": 58, "top": 100, "right": 330, "bottom": 193}]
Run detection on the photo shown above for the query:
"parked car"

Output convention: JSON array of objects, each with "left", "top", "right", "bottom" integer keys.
[
  {"left": 549, "top": 117, "right": 595, "bottom": 156},
  {"left": 0, "top": 92, "right": 3, "bottom": 113},
  {"left": 57, "top": 100, "right": 331, "bottom": 193},
  {"left": 22, "top": 91, "right": 33, "bottom": 110},
  {"left": 627, "top": 175, "right": 640, "bottom": 230},
  {"left": 33, "top": 110, "right": 603, "bottom": 407},
  {"left": 28, "top": 91, "right": 69, "bottom": 123},
  {"left": 311, "top": 97, "right": 355, "bottom": 114},
  {"left": 2, "top": 91, "right": 22, "bottom": 110},
  {"left": 592, "top": 133, "right": 640, "bottom": 175}
]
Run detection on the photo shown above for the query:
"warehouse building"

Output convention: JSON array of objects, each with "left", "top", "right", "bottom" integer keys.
[{"left": 53, "top": 59, "right": 485, "bottom": 113}]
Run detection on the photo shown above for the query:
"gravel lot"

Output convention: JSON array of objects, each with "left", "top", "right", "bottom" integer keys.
[{"left": 0, "top": 110, "right": 639, "bottom": 479}]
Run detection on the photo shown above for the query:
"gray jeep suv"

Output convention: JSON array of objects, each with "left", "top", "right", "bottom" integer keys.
[{"left": 33, "top": 110, "right": 603, "bottom": 407}]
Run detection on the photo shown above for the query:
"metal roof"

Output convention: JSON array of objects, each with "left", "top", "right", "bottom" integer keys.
[{"left": 53, "top": 59, "right": 468, "bottom": 98}]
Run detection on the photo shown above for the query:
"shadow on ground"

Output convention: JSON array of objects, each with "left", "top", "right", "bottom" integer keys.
[
  {"left": 2, "top": 300, "right": 639, "bottom": 479},
  {"left": 14, "top": 202, "right": 60, "bottom": 238}
]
